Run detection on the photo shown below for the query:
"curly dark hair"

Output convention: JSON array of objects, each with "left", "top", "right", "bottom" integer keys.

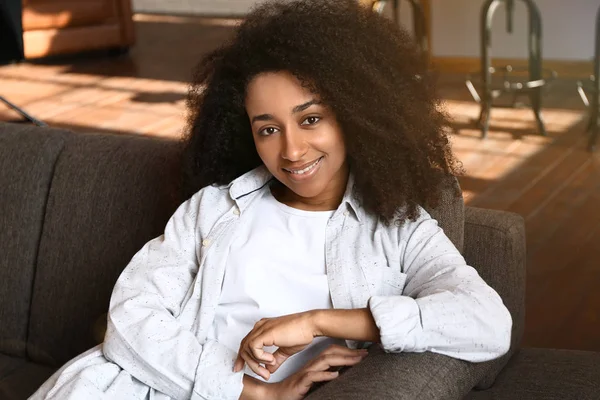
[{"left": 183, "top": 0, "right": 461, "bottom": 223}]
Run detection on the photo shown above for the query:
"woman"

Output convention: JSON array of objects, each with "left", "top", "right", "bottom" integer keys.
[{"left": 31, "top": 0, "right": 511, "bottom": 399}]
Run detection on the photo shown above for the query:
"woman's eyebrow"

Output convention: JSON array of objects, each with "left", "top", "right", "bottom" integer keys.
[
  {"left": 292, "top": 99, "right": 321, "bottom": 114},
  {"left": 251, "top": 114, "right": 274, "bottom": 124},
  {"left": 250, "top": 99, "right": 321, "bottom": 124}
]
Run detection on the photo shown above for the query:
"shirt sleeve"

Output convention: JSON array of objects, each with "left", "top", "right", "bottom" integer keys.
[
  {"left": 368, "top": 209, "right": 512, "bottom": 362},
  {"left": 102, "top": 192, "right": 244, "bottom": 400}
]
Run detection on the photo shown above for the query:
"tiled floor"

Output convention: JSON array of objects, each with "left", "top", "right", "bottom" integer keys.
[{"left": 2, "top": 14, "right": 599, "bottom": 351}]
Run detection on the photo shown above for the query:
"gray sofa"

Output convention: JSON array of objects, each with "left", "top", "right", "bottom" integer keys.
[{"left": 1, "top": 122, "right": 599, "bottom": 400}]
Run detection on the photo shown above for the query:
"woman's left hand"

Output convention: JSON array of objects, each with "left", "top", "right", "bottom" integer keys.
[{"left": 234, "top": 311, "right": 319, "bottom": 380}]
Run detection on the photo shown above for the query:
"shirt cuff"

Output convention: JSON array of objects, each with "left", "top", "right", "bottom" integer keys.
[
  {"left": 368, "top": 295, "right": 424, "bottom": 353},
  {"left": 191, "top": 340, "right": 244, "bottom": 400}
]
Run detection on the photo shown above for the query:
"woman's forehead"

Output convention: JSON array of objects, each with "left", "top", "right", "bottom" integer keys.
[{"left": 245, "top": 72, "right": 319, "bottom": 109}]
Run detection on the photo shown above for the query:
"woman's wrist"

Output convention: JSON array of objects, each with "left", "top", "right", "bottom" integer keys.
[
  {"left": 310, "top": 308, "right": 380, "bottom": 342},
  {"left": 310, "top": 309, "right": 327, "bottom": 337},
  {"left": 241, "top": 375, "right": 271, "bottom": 400}
]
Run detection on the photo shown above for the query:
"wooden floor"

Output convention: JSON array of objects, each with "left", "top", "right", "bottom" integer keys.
[{"left": 2, "top": 14, "right": 599, "bottom": 352}]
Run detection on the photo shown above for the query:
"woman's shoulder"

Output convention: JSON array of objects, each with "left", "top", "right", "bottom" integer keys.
[
  {"left": 355, "top": 204, "right": 439, "bottom": 248},
  {"left": 187, "top": 183, "right": 234, "bottom": 208}
]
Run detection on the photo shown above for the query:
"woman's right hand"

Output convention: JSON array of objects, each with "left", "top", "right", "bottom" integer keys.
[{"left": 264, "top": 345, "right": 369, "bottom": 400}]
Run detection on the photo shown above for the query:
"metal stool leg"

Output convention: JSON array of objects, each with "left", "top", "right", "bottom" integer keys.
[
  {"left": 526, "top": 0, "right": 546, "bottom": 136},
  {"left": 589, "top": 6, "right": 600, "bottom": 151},
  {"left": 478, "top": 95, "right": 492, "bottom": 138},
  {"left": 589, "top": 118, "right": 599, "bottom": 152},
  {"left": 0, "top": 95, "right": 47, "bottom": 127},
  {"left": 575, "top": 6, "right": 599, "bottom": 151},
  {"left": 530, "top": 89, "right": 546, "bottom": 136},
  {"left": 372, "top": 0, "right": 428, "bottom": 61},
  {"left": 392, "top": 0, "right": 400, "bottom": 24},
  {"left": 407, "top": 0, "right": 429, "bottom": 62},
  {"left": 586, "top": 93, "right": 597, "bottom": 134},
  {"left": 470, "top": 0, "right": 551, "bottom": 138},
  {"left": 479, "top": 1, "right": 498, "bottom": 139}
]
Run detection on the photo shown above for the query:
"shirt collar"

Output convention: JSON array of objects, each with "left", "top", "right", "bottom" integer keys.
[
  {"left": 341, "top": 172, "right": 363, "bottom": 222},
  {"left": 229, "top": 165, "right": 363, "bottom": 222}
]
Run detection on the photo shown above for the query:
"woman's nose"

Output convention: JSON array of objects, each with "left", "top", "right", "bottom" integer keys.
[{"left": 281, "top": 128, "right": 308, "bottom": 162}]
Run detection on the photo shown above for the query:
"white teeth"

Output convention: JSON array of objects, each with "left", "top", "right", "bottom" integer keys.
[{"left": 287, "top": 158, "right": 321, "bottom": 174}]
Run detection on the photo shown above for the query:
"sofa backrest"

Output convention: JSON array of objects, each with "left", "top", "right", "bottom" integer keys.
[
  {"left": 0, "top": 122, "right": 465, "bottom": 367},
  {"left": 427, "top": 177, "right": 464, "bottom": 254},
  {"left": 28, "top": 128, "right": 182, "bottom": 366},
  {"left": 0, "top": 124, "right": 67, "bottom": 358},
  {"left": 0, "top": 123, "right": 182, "bottom": 366}
]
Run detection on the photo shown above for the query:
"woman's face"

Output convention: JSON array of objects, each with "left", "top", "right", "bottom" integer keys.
[{"left": 245, "top": 71, "right": 349, "bottom": 208}]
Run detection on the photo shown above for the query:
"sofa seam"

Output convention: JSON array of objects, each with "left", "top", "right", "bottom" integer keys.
[
  {"left": 24, "top": 136, "right": 67, "bottom": 363},
  {"left": 413, "top": 359, "right": 481, "bottom": 400},
  {"left": 464, "top": 219, "right": 522, "bottom": 236}
]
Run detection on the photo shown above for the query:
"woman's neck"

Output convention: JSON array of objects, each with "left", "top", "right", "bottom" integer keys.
[{"left": 270, "top": 176, "right": 348, "bottom": 212}]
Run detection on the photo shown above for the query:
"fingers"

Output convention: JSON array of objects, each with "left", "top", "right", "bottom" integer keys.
[
  {"left": 303, "top": 346, "right": 368, "bottom": 372},
  {"left": 244, "top": 352, "right": 272, "bottom": 380},
  {"left": 309, "top": 353, "right": 366, "bottom": 373},
  {"left": 288, "top": 347, "right": 368, "bottom": 397},
  {"left": 234, "top": 329, "right": 276, "bottom": 373},
  {"left": 266, "top": 348, "right": 292, "bottom": 373},
  {"left": 249, "top": 341, "right": 275, "bottom": 365},
  {"left": 235, "top": 346, "right": 274, "bottom": 379},
  {"left": 321, "top": 344, "right": 366, "bottom": 356},
  {"left": 266, "top": 351, "right": 289, "bottom": 374},
  {"left": 233, "top": 355, "right": 245, "bottom": 373},
  {"left": 299, "top": 370, "right": 340, "bottom": 391},
  {"left": 242, "top": 327, "right": 276, "bottom": 364}
]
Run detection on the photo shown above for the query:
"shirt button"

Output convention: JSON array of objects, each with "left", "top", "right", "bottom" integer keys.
[
  {"left": 202, "top": 239, "right": 211, "bottom": 247},
  {"left": 233, "top": 208, "right": 240, "bottom": 216},
  {"left": 343, "top": 211, "right": 350, "bottom": 216}
]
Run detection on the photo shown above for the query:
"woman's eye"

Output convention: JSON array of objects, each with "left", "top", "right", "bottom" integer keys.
[
  {"left": 302, "top": 116, "right": 321, "bottom": 125},
  {"left": 259, "top": 127, "right": 278, "bottom": 136}
]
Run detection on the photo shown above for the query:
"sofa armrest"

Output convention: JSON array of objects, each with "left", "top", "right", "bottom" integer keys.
[
  {"left": 308, "top": 207, "right": 525, "bottom": 399},
  {"left": 306, "top": 344, "right": 488, "bottom": 400},
  {"left": 463, "top": 206, "right": 526, "bottom": 389},
  {"left": 92, "top": 313, "right": 108, "bottom": 345}
]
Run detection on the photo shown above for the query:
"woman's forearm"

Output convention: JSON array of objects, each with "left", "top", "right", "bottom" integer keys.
[
  {"left": 312, "top": 308, "right": 380, "bottom": 343},
  {"left": 240, "top": 375, "right": 269, "bottom": 400}
]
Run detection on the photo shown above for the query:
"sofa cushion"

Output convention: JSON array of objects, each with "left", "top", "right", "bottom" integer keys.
[
  {"left": 0, "top": 358, "right": 56, "bottom": 400},
  {"left": 27, "top": 130, "right": 183, "bottom": 366},
  {"left": 307, "top": 344, "right": 484, "bottom": 400},
  {"left": 0, "top": 354, "right": 26, "bottom": 380},
  {"left": 465, "top": 347, "right": 600, "bottom": 400},
  {"left": 463, "top": 207, "right": 526, "bottom": 388},
  {"left": 0, "top": 123, "right": 66, "bottom": 357},
  {"left": 426, "top": 177, "right": 464, "bottom": 253}
]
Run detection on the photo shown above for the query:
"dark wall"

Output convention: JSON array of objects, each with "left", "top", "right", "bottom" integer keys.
[{"left": 0, "top": 1, "right": 24, "bottom": 64}]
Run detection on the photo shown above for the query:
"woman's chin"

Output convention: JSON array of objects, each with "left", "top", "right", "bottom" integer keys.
[{"left": 278, "top": 179, "right": 325, "bottom": 201}]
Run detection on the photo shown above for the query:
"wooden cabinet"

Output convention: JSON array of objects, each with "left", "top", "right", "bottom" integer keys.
[{"left": 21, "top": 0, "right": 135, "bottom": 59}]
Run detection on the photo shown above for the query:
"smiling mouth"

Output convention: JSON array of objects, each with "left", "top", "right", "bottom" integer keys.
[{"left": 283, "top": 157, "right": 323, "bottom": 175}]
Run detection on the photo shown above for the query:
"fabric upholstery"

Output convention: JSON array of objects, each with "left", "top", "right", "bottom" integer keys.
[
  {"left": 465, "top": 348, "right": 600, "bottom": 400},
  {"left": 27, "top": 131, "right": 183, "bottom": 366},
  {"left": 426, "top": 177, "right": 464, "bottom": 253},
  {"left": 0, "top": 360, "right": 56, "bottom": 400},
  {"left": 0, "top": 123, "right": 66, "bottom": 357},
  {"left": 463, "top": 207, "right": 526, "bottom": 388},
  {"left": 0, "top": 354, "right": 26, "bottom": 380},
  {"left": 307, "top": 344, "right": 486, "bottom": 400}
]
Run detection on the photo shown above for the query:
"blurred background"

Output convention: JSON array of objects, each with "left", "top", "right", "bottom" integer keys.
[{"left": 1, "top": 0, "right": 599, "bottom": 352}]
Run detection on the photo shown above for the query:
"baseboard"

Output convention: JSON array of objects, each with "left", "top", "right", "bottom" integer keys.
[
  {"left": 132, "top": 0, "right": 255, "bottom": 17},
  {"left": 431, "top": 56, "right": 594, "bottom": 79}
]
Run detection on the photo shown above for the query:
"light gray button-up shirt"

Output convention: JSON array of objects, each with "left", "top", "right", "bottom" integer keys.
[{"left": 102, "top": 165, "right": 512, "bottom": 400}]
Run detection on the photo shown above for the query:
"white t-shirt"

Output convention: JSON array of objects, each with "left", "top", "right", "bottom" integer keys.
[{"left": 208, "top": 186, "right": 345, "bottom": 382}]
